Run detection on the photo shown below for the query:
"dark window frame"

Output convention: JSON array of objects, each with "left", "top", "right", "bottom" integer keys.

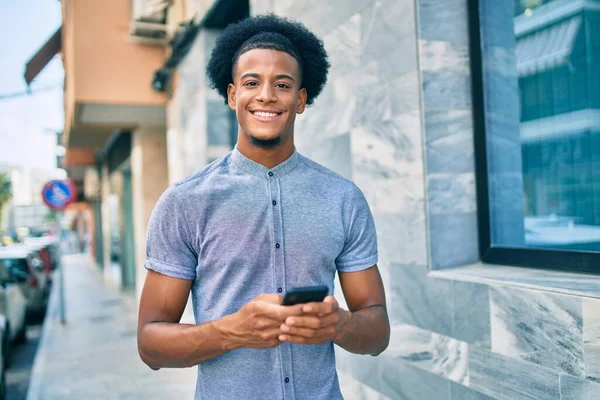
[{"left": 468, "top": 0, "right": 600, "bottom": 274}]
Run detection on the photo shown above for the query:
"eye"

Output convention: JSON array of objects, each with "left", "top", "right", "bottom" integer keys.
[
  {"left": 276, "top": 83, "right": 291, "bottom": 89},
  {"left": 244, "top": 81, "right": 259, "bottom": 87}
]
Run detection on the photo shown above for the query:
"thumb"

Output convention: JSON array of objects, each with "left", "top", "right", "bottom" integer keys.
[
  {"left": 323, "top": 296, "right": 339, "bottom": 314},
  {"left": 256, "top": 293, "right": 284, "bottom": 304}
]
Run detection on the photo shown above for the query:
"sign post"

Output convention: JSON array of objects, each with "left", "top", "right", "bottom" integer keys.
[{"left": 41, "top": 179, "right": 77, "bottom": 325}]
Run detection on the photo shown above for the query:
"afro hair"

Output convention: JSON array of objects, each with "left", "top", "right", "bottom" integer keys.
[{"left": 206, "top": 14, "right": 330, "bottom": 106}]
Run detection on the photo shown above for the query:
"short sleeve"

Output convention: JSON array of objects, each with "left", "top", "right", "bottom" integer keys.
[
  {"left": 335, "top": 185, "right": 378, "bottom": 272},
  {"left": 145, "top": 186, "right": 197, "bottom": 280}
]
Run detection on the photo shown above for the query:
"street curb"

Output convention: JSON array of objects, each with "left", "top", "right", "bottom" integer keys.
[{"left": 25, "top": 261, "right": 63, "bottom": 400}]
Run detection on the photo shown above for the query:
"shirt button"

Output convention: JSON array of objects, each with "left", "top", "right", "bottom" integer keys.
[
  {"left": 284, "top": 377, "right": 290, "bottom": 383},
  {"left": 275, "top": 243, "right": 280, "bottom": 248},
  {"left": 268, "top": 171, "right": 274, "bottom": 177},
  {"left": 272, "top": 200, "right": 277, "bottom": 206},
  {"left": 278, "top": 287, "right": 283, "bottom": 293}
]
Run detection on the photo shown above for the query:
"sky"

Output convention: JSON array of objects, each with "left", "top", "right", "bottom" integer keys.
[{"left": 0, "top": 0, "right": 64, "bottom": 172}]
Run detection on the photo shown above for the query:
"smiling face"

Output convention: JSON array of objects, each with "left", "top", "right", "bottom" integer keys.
[{"left": 228, "top": 48, "right": 307, "bottom": 149}]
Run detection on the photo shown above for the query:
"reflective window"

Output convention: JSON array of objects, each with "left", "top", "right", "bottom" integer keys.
[{"left": 480, "top": 0, "right": 600, "bottom": 251}]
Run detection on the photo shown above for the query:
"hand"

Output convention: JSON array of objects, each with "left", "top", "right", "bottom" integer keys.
[
  {"left": 225, "top": 294, "right": 304, "bottom": 350},
  {"left": 278, "top": 296, "right": 351, "bottom": 345}
]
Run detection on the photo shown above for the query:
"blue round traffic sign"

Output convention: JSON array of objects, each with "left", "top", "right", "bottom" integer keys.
[{"left": 41, "top": 179, "right": 77, "bottom": 210}]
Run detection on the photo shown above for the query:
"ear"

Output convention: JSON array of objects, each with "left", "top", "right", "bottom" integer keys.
[
  {"left": 227, "top": 83, "right": 236, "bottom": 110},
  {"left": 296, "top": 88, "right": 308, "bottom": 114}
]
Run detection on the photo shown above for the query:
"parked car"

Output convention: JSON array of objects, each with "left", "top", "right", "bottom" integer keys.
[
  {"left": 12, "top": 245, "right": 49, "bottom": 310},
  {"left": 0, "top": 316, "right": 7, "bottom": 398},
  {"left": 24, "top": 236, "right": 60, "bottom": 274},
  {"left": 0, "top": 250, "right": 29, "bottom": 369},
  {"left": 23, "top": 238, "right": 57, "bottom": 297},
  {"left": 0, "top": 246, "right": 48, "bottom": 320}
]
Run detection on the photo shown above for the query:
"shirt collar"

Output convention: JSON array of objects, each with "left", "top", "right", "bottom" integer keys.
[{"left": 231, "top": 146, "right": 300, "bottom": 178}]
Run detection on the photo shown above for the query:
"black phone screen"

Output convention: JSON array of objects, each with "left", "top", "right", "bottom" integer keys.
[{"left": 282, "top": 285, "right": 329, "bottom": 306}]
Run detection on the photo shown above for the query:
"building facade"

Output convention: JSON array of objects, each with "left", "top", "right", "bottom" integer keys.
[
  {"left": 27, "top": 0, "right": 172, "bottom": 290},
  {"left": 163, "top": 0, "right": 600, "bottom": 399}
]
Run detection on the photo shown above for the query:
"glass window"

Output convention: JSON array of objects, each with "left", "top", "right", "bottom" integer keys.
[
  {"left": 477, "top": 0, "right": 600, "bottom": 257},
  {"left": 0, "top": 258, "right": 30, "bottom": 278}
]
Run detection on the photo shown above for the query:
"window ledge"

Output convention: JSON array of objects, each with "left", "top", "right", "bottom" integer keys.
[{"left": 429, "top": 262, "right": 600, "bottom": 299}]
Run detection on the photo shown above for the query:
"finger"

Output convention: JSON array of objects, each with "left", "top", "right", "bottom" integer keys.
[
  {"left": 280, "top": 323, "right": 336, "bottom": 337},
  {"left": 253, "top": 317, "right": 282, "bottom": 330},
  {"left": 285, "top": 312, "right": 339, "bottom": 329},
  {"left": 279, "top": 326, "right": 318, "bottom": 339},
  {"left": 301, "top": 296, "right": 338, "bottom": 315},
  {"left": 278, "top": 327, "right": 336, "bottom": 344},
  {"left": 259, "top": 302, "right": 304, "bottom": 320},
  {"left": 284, "top": 314, "right": 333, "bottom": 330},
  {"left": 255, "top": 293, "right": 284, "bottom": 304},
  {"left": 258, "top": 328, "right": 284, "bottom": 342},
  {"left": 316, "top": 312, "right": 339, "bottom": 328},
  {"left": 276, "top": 303, "right": 306, "bottom": 319},
  {"left": 285, "top": 315, "right": 320, "bottom": 329}
]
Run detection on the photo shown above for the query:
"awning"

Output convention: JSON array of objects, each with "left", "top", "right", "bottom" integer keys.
[
  {"left": 24, "top": 26, "right": 62, "bottom": 85},
  {"left": 516, "top": 16, "right": 581, "bottom": 77},
  {"left": 520, "top": 109, "right": 600, "bottom": 143}
]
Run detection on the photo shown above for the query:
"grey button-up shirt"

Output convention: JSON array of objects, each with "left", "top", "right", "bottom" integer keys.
[{"left": 145, "top": 147, "right": 378, "bottom": 400}]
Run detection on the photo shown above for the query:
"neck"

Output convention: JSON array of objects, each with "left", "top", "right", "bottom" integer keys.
[{"left": 236, "top": 132, "right": 295, "bottom": 169}]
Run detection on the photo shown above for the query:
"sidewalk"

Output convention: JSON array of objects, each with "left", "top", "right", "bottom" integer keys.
[
  {"left": 26, "top": 254, "right": 196, "bottom": 400},
  {"left": 25, "top": 254, "right": 387, "bottom": 400}
]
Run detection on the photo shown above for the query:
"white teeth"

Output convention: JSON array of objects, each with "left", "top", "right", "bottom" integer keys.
[{"left": 254, "top": 111, "right": 278, "bottom": 118}]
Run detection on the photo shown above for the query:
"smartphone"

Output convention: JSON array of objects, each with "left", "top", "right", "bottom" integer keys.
[{"left": 282, "top": 285, "right": 329, "bottom": 306}]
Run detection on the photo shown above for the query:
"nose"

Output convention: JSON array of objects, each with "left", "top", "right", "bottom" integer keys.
[{"left": 256, "top": 84, "right": 277, "bottom": 103}]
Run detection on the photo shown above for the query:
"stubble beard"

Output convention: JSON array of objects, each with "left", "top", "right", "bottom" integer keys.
[{"left": 248, "top": 133, "right": 283, "bottom": 149}]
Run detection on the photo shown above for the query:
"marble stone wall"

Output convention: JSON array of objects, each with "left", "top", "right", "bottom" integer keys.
[
  {"left": 419, "top": 0, "right": 479, "bottom": 270},
  {"left": 249, "top": 0, "right": 600, "bottom": 399}
]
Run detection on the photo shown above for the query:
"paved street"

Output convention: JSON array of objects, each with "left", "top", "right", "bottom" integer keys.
[
  {"left": 6, "top": 324, "right": 42, "bottom": 400},
  {"left": 26, "top": 254, "right": 196, "bottom": 400}
]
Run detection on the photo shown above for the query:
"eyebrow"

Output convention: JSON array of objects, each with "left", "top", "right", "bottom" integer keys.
[{"left": 240, "top": 73, "right": 296, "bottom": 83}]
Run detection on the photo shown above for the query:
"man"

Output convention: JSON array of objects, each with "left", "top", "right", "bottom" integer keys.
[{"left": 137, "top": 14, "right": 390, "bottom": 400}]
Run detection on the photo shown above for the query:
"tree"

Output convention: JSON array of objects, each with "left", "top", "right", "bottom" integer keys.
[{"left": 0, "top": 173, "right": 12, "bottom": 232}]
